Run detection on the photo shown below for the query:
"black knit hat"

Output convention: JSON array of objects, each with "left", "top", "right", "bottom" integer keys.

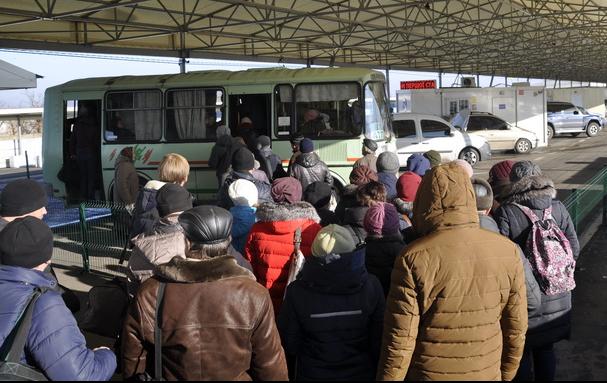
[
  {"left": 0, "top": 217, "right": 53, "bottom": 268},
  {"left": 232, "top": 147, "right": 255, "bottom": 172},
  {"left": 303, "top": 181, "right": 333, "bottom": 208},
  {"left": 179, "top": 206, "right": 233, "bottom": 245},
  {"left": 155, "top": 183, "right": 193, "bottom": 217},
  {"left": 0, "top": 179, "right": 48, "bottom": 217}
]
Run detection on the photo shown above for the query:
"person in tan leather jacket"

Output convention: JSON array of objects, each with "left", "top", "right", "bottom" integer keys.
[
  {"left": 122, "top": 206, "right": 288, "bottom": 381},
  {"left": 376, "top": 162, "right": 529, "bottom": 381}
]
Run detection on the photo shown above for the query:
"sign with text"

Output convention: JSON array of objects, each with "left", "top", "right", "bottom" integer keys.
[{"left": 400, "top": 80, "right": 437, "bottom": 90}]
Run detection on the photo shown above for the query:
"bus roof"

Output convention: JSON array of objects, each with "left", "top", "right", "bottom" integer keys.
[{"left": 51, "top": 67, "right": 385, "bottom": 92}]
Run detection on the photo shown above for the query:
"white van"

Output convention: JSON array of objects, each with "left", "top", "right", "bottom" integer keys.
[{"left": 392, "top": 112, "right": 492, "bottom": 166}]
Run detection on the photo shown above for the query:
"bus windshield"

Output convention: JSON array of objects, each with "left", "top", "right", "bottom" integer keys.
[{"left": 364, "top": 82, "right": 390, "bottom": 141}]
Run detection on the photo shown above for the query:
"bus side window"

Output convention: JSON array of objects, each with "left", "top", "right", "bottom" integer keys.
[
  {"left": 105, "top": 90, "right": 162, "bottom": 142},
  {"left": 275, "top": 84, "right": 293, "bottom": 138}
]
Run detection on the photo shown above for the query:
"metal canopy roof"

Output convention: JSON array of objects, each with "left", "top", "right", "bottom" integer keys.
[
  {"left": 0, "top": 59, "right": 40, "bottom": 89},
  {"left": 0, "top": 1, "right": 604, "bottom": 82}
]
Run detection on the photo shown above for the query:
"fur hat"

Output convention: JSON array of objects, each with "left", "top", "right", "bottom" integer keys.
[
  {"left": 423, "top": 150, "right": 442, "bottom": 167},
  {"left": 349, "top": 166, "right": 378, "bottom": 186},
  {"left": 300, "top": 138, "right": 314, "bottom": 154},
  {"left": 406, "top": 153, "right": 431, "bottom": 177},
  {"left": 0, "top": 179, "right": 48, "bottom": 217},
  {"left": 396, "top": 171, "right": 422, "bottom": 202},
  {"left": 471, "top": 177, "right": 494, "bottom": 211},
  {"left": 312, "top": 224, "right": 356, "bottom": 257},
  {"left": 364, "top": 202, "right": 400, "bottom": 236},
  {"left": 232, "top": 147, "right": 255, "bottom": 172},
  {"left": 453, "top": 159, "right": 474, "bottom": 178},
  {"left": 377, "top": 151, "right": 400, "bottom": 174},
  {"left": 0, "top": 217, "right": 53, "bottom": 268},
  {"left": 271, "top": 177, "right": 302, "bottom": 204},
  {"left": 228, "top": 179, "right": 258, "bottom": 207},
  {"left": 510, "top": 161, "right": 542, "bottom": 183}
]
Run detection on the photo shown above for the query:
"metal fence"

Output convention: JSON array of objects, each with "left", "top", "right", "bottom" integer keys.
[
  {"left": 563, "top": 166, "right": 607, "bottom": 233},
  {"left": 48, "top": 198, "right": 131, "bottom": 276}
]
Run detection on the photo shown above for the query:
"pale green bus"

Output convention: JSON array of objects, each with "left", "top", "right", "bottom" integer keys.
[{"left": 43, "top": 67, "right": 393, "bottom": 202}]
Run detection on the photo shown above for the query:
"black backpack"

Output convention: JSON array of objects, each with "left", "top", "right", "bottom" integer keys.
[
  {"left": 0, "top": 288, "right": 49, "bottom": 381},
  {"left": 80, "top": 277, "right": 129, "bottom": 338}
]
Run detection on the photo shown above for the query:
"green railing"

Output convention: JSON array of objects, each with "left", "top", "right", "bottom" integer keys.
[
  {"left": 50, "top": 200, "right": 131, "bottom": 276},
  {"left": 563, "top": 166, "right": 607, "bottom": 233}
]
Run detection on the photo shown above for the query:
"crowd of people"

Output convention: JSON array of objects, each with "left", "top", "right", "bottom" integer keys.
[{"left": 0, "top": 126, "right": 580, "bottom": 381}]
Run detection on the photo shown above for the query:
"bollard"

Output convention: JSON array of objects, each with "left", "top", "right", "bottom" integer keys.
[
  {"left": 25, "top": 150, "right": 30, "bottom": 179},
  {"left": 78, "top": 203, "right": 91, "bottom": 273},
  {"left": 571, "top": 188, "right": 579, "bottom": 233}
]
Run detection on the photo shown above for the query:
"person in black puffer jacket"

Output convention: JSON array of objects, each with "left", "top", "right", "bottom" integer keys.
[
  {"left": 335, "top": 166, "right": 378, "bottom": 223},
  {"left": 493, "top": 161, "right": 579, "bottom": 382},
  {"left": 289, "top": 138, "right": 333, "bottom": 191},
  {"left": 278, "top": 224, "right": 385, "bottom": 381},
  {"left": 363, "top": 202, "right": 405, "bottom": 297}
]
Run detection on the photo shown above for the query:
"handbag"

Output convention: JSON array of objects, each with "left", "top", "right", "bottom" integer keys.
[
  {"left": 0, "top": 288, "right": 48, "bottom": 381},
  {"left": 284, "top": 228, "right": 305, "bottom": 299},
  {"left": 80, "top": 277, "right": 129, "bottom": 338}
]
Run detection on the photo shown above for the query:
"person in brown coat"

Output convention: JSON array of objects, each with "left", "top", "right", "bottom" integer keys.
[
  {"left": 113, "top": 146, "right": 139, "bottom": 207},
  {"left": 376, "top": 162, "right": 529, "bottom": 381},
  {"left": 122, "top": 206, "right": 288, "bottom": 381}
]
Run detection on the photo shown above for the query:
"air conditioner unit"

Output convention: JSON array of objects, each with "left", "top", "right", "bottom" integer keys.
[{"left": 461, "top": 77, "right": 476, "bottom": 88}]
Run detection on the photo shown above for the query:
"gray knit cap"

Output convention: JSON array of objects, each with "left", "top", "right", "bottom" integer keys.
[
  {"left": 376, "top": 151, "right": 400, "bottom": 174},
  {"left": 510, "top": 161, "right": 542, "bottom": 183}
]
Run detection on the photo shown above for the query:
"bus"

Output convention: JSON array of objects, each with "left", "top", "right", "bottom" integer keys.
[{"left": 43, "top": 67, "right": 394, "bottom": 202}]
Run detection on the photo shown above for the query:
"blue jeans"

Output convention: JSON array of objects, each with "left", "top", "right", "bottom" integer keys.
[{"left": 515, "top": 343, "right": 557, "bottom": 381}]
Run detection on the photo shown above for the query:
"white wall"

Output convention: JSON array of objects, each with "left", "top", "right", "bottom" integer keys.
[{"left": 0, "top": 136, "right": 42, "bottom": 168}]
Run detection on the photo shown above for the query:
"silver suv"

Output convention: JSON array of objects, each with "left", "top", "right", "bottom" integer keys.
[{"left": 547, "top": 101, "right": 605, "bottom": 139}]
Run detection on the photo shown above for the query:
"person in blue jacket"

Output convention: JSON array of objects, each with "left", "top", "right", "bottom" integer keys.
[
  {"left": 0, "top": 217, "right": 117, "bottom": 381},
  {"left": 228, "top": 179, "right": 258, "bottom": 254}
]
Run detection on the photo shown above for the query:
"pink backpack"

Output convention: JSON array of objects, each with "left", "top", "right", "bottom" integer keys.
[{"left": 514, "top": 203, "right": 576, "bottom": 296}]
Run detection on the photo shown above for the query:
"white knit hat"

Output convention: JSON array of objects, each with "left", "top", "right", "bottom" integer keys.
[
  {"left": 228, "top": 179, "right": 258, "bottom": 207},
  {"left": 311, "top": 224, "right": 356, "bottom": 257}
]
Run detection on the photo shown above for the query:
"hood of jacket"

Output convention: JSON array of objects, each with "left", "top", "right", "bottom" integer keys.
[
  {"left": 0, "top": 265, "right": 58, "bottom": 290},
  {"left": 259, "top": 146, "right": 274, "bottom": 158},
  {"left": 132, "top": 229, "right": 187, "bottom": 266},
  {"left": 412, "top": 162, "right": 479, "bottom": 236},
  {"left": 298, "top": 248, "right": 367, "bottom": 294},
  {"left": 256, "top": 201, "right": 320, "bottom": 224},
  {"left": 154, "top": 255, "right": 255, "bottom": 283},
  {"left": 377, "top": 172, "right": 398, "bottom": 199},
  {"left": 501, "top": 175, "right": 556, "bottom": 210},
  {"left": 114, "top": 153, "right": 133, "bottom": 168},
  {"left": 296, "top": 152, "right": 320, "bottom": 168}
]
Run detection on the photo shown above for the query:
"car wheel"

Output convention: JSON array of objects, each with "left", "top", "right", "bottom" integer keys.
[
  {"left": 514, "top": 138, "right": 532, "bottom": 154},
  {"left": 547, "top": 125, "right": 555, "bottom": 140},
  {"left": 586, "top": 122, "right": 600, "bottom": 137},
  {"left": 458, "top": 147, "right": 480, "bottom": 166}
]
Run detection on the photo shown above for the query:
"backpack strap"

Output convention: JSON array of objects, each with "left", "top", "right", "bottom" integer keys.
[
  {"left": 543, "top": 205, "right": 553, "bottom": 221},
  {"left": 512, "top": 202, "right": 541, "bottom": 224},
  {"left": 293, "top": 228, "right": 302, "bottom": 254},
  {"left": 0, "top": 288, "right": 47, "bottom": 363},
  {"left": 154, "top": 282, "right": 167, "bottom": 381}
]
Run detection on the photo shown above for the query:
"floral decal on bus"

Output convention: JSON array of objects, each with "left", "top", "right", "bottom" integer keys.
[{"left": 108, "top": 145, "right": 154, "bottom": 164}]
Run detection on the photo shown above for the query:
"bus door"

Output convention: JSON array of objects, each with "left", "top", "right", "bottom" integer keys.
[
  {"left": 228, "top": 93, "right": 271, "bottom": 140},
  {"left": 62, "top": 97, "right": 102, "bottom": 202}
]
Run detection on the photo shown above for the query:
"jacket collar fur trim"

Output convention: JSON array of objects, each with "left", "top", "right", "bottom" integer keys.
[
  {"left": 154, "top": 255, "right": 255, "bottom": 283},
  {"left": 502, "top": 175, "right": 556, "bottom": 205},
  {"left": 255, "top": 201, "right": 320, "bottom": 223}
]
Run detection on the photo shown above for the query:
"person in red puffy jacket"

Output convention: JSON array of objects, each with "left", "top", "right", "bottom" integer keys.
[{"left": 244, "top": 201, "right": 322, "bottom": 313}]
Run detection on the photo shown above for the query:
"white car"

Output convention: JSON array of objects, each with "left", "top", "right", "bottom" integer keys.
[
  {"left": 451, "top": 109, "right": 539, "bottom": 154},
  {"left": 392, "top": 112, "right": 491, "bottom": 166}
]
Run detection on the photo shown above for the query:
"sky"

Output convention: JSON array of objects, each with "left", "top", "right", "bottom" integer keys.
[{"left": 0, "top": 48, "right": 598, "bottom": 108}]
